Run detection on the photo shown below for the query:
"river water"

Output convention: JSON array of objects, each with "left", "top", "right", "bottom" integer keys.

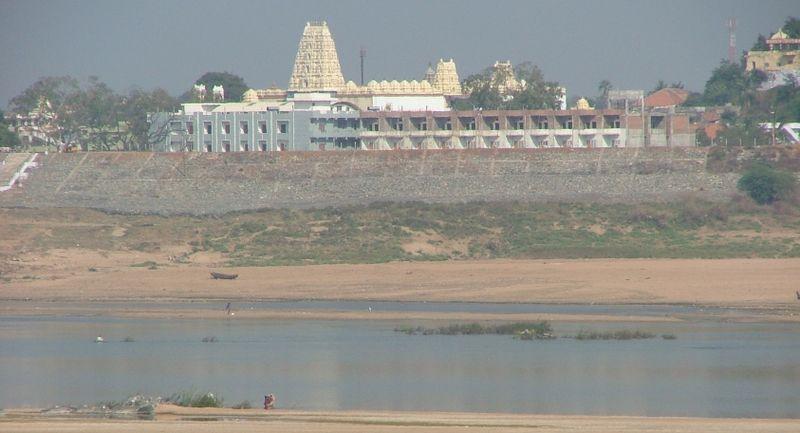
[{"left": 1, "top": 302, "right": 798, "bottom": 417}]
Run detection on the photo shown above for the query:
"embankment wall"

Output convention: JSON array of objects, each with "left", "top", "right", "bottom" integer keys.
[{"left": 0, "top": 148, "right": 739, "bottom": 215}]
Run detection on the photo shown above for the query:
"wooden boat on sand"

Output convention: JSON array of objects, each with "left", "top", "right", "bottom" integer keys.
[{"left": 210, "top": 271, "right": 238, "bottom": 280}]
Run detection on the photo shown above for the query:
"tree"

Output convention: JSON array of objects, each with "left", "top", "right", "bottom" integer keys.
[
  {"left": 650, "top": 80, "right": 668, "bottom": 95},
  {"left": 74, "top": 76, "right": 123, "bottom": 150},
  {"left": 737, "top": 163, "right": 796, "bottom": 204},
  {"left": 0, "top": 110, "right": 21, "bottom": 149},
  {"left": 455, "top": 62, "right": 561, "bottom": 110},
  {"left": 784, "top": 16, "right": 800, "bottom": 38},
  {"left": 118, "top": 88, "right": 178, "bottom": 151},
  {"left": 751, "top": 34, "right": 768, "bottom": 51},
  {"left": 189, "top": 72, "right": 249, "bottom": 102},
  {"left": 9, "top": 76, "right": 81, "bottom": 151},
  {"left": 594, "top": 80, "right": 613, "bottom": 109},
  {"left": 701, "top": 60, "right": 764, "bottom": 107}
]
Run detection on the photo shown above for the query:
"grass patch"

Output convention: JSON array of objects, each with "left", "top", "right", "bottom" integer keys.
[{"left": 5, "top": 196, "right": 800, "bottom": 267}]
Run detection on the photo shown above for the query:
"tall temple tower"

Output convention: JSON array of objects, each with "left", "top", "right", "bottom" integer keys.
[
  {"left": 431, "top": 59, "right": 462, "bottom": 95},
  {"left": 289, "top": 21, "right": 345, "bottom": 91}
]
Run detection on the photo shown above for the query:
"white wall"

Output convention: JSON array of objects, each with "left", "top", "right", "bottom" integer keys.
[{"left": 372, "top": 95, "right": 448, "bottom": 111}]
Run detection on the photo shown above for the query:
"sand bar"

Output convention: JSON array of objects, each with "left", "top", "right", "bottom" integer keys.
[
  {"left": 2, "top": 406, "right": 798, "bottom": 433},
  {"left": 4, "top": 257, "right": 800, "bottom": 307}
]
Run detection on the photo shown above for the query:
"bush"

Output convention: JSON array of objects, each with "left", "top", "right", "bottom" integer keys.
[
  {"left": 737, "top": 163, "right": 796, "bottom": 204},
  {"left": 168, "top": 391, "right": 224, "bottom": 408}
]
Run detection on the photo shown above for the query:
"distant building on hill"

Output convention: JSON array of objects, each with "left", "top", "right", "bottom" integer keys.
[
  {"left": 745, "top": 27, "right": 800, "bottom": 90},
  {"left": 149, "top": 21, "right": 694, "bottom": 152},
  {"left": 746, "top": 28, "right": 800, "bottom": 73}
]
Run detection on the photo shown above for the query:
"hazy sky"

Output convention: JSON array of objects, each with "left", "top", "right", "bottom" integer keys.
[{"left": 1, "top": 0, "right": 797, "bottom": 109}]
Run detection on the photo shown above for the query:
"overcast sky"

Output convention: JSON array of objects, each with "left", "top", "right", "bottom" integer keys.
[{"left": 1, "top": 0, "right": 797, "bottom": 109}]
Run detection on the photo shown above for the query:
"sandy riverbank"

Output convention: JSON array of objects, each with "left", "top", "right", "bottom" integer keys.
[
  {"left": 2, "top": 405, "right": 798, "bottom": 433},
  {"left": 3, "top": 256, "right": 800, "bottom": 307}
]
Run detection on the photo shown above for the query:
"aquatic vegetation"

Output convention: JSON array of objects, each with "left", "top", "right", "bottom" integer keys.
[
  {"left": 201, "top": 336, "right": 218, "bottom": 343},
  {"left": 573, "top": 329, "right": 656, "bottom": 340},
  {"left": 122, "top": 336, "right": 135, "bottom": 342},
  {"left": 395, "top": 321, "right": 554, "bottom": 339},
  {"left": 661, "top": 333, "right": 677, "bottom": 340}
]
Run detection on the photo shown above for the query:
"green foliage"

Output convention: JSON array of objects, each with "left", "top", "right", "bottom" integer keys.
[
  {"left": 0, "top": 110, "right": 21, "bottom": 148},
  {"left": 168, "top": 391, "right": 224, "bottom": 408},
  {"left": 396, "top": 321, "right": 553, "bottom": 337},
  {"left": 8, "top": 76, "right": 177, "bottom": 151},
  {"left": 701, "top": 60, "right": 764, "bottom": 106},
  {"left": 784, "top": 16, "right": 800, "bottom": 38},
  {"left": 191, "top": 72, "right": 249, "bottom": 102},
  {"left": 751, "top": 34, "right": 768, "bottom": 51},
  {"left": 574, "top": 329, "right": 656, "bottom": 340},
  {"left": 455, "top": 61, "right": 562, "bottom": 110},
  {"left": 120, "top": 87, "right": 179, "bottom": 151},
  {"left": 715, "top": 121, "right": 771, "bottom": 147},
  {"left": 737, "top": 163, "right": 797, "bottom": 204}
]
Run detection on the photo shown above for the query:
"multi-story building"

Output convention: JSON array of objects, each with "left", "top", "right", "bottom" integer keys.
[{"left": 150, "top": 21, "right": 694, "bottom": 152}]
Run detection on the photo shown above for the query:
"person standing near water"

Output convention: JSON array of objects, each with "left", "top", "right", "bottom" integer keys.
[{"left": 264, "top": 394, "right": 275, "bottom": 410}]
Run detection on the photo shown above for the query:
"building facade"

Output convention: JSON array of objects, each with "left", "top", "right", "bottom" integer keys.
[
  {"left": 151, "top": 20, "right": 694, "bottom": 152},
  {"left": 153, "top": 104, "right": 693, "bottom": 152}
]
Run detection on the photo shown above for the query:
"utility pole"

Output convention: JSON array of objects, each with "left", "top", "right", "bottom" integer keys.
[
  {"left": 727, "top": 18, "right": 737, "bottom": 64},
  {"left": 360, "top": 46, "right": 366, "bottom": 86}
]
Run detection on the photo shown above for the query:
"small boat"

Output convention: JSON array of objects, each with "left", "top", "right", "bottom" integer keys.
[
  {"left": 95, "top": 336, "right": 105, "bottom": 343},
  {"left": 211, "top": 272, "right": 238, "bottom": 280}
]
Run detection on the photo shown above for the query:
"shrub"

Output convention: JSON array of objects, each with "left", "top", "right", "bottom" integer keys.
[
  {"left": 737, "top": 163, "right": 796, "bottom": 204},
  {"left": 168, "top": 391, "right": 224, "bottom": 408}
]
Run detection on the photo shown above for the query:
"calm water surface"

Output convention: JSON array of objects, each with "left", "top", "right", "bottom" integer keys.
[{"left": 0, "top": 306, "right": 798, "bottom": 418}]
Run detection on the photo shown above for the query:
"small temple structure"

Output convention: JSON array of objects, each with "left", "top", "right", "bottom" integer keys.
[
  {"left": 745, "top": 27, "right": 800, "bottom": 73},
  {"left": 246, "top": 21, "right": 462, "bottom": 111}
]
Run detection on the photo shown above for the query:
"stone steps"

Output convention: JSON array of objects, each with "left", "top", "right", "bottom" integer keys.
[{"left": 0, "top": 152, "right": 34, "bottom": 191}]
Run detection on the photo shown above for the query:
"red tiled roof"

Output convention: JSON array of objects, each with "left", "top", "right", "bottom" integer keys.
[
  {"left": 702, "top": 110, "right": 721, "bottom": 122},
  {"left": 705, "top": 123, "right": 723, "bottom": 140},
  {"left": 644, "top": 88, "right": 690, "bottom": 108}
]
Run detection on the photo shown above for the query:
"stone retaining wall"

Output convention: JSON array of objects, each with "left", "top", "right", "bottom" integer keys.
[{"left": 0, "top": 148, "right": 739, "bottom": 215}]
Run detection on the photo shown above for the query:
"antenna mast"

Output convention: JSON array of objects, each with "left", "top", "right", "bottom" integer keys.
[
  {"left": 727, "top": 18, "right": 737, "bottom": 64},
  {"left": 360, "top": 46, "right": 366, "bottom": 85}
]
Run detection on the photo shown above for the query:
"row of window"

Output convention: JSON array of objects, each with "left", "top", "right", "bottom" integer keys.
[
  {"left": 170, "top": 118, "right": 624, "bottom": 135},
  {"left": 171, "top": 121, "right": 289, "bottom": 135},
  {"left": 367, "top": 118, "right": 622, "bottom": 132},
  {"left": 170, "top": 139, "right": 291, "bottom": 152}
]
